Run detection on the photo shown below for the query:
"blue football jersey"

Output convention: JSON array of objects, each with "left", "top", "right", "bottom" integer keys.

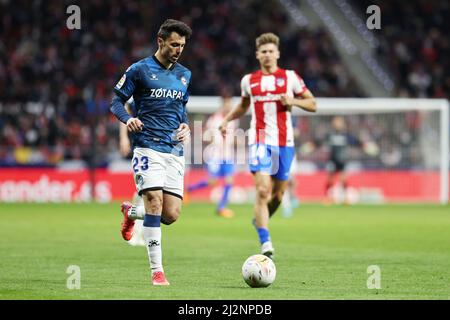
[{"left": 114, "top": 55, "right": 191, "bottom": 155}]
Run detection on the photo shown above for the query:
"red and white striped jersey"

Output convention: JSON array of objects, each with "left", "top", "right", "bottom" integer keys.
[{"left": 241, "top": 68, "right": 308, "bottom": 147}]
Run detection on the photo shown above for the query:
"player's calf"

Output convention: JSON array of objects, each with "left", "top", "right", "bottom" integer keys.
[
  {"left": 161, "top": 202, "right": 181, "bottom": 225},
  {"left": 268, "top": 189, "right": 285, "bottom": 218}
]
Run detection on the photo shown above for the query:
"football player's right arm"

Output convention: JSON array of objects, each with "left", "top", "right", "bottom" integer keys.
[
  {"left": 219, "top": 75, "right": 251, "bottom": 136},
  {"left": 219, "top": 97, "right": 250, "bottom": 136},
  {"left": 203, "top": 117, "right": 213, "bottom": 142},
  {"left": 110, "top": 65, "right": 143, "bottom": 132},
  {"left": 224, "top": 97, "right": 250, "bottom": 122}
]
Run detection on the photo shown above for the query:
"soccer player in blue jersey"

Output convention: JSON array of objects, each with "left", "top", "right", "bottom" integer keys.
[{"left": 110, "top": 19, "right": 192, "bottom": 286}]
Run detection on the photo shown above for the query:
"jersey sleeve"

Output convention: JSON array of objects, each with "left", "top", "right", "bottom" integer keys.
[
  {"left": 182, "top": 96, "right": 189, "bottom": 124},
  {"left": 182, "top": 85, "right": 190, "bottom": 107},
  {"left": 240, "top": 74, "right": 251, "bottom": 98},
  {"left": 288, "top": 70, "right": 308, "bottom": 96},
  {"left": 114, "top": 64, "right": 140, "bottom": 101},
  {"left": 126, "top": 97, "right": 136, "bottom": 116},
  {"left": 181, "top": 72, "right": 191, "bottom": 124}
]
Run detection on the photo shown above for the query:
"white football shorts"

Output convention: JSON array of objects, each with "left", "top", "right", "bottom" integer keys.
[{"left": 132, "top": 147, "right": 185, "bottom": 199}]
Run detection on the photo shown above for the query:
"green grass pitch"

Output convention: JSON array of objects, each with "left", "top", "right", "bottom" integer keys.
[{"left": 0, "top": 202, "right": 449, "bottom": 300}]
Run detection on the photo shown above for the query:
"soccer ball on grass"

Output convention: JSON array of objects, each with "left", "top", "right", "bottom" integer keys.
[{"left": 242, "top": 254, "right": 276, "bottom": 288}]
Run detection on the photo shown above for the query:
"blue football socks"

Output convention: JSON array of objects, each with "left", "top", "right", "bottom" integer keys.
[
  {"left": 217, "top": 184, "right": 232, "bottom": 211},
  {"left": 257, "top": 227, "right": 270, "bottom": 244},
  {"left": 187, "top": 180, "right": 209, "bottom": 192}
]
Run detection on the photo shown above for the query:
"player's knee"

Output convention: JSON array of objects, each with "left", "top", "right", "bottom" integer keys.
[
  {"left": 142, "top": 191, "right": 163, "bottom": 212},
  {"left": 256, "top": 186, "right": 271, "bottom": 200},
  {"left": 162, "top": 207, "right": 180, "bottom": 225}
]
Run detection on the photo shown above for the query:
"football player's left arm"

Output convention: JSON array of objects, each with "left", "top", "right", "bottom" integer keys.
[
  {"left": 280, "top": 89, "right": 317, "bottom": 113},
  {"left": 176, "top": 122, "right": 190, "bottom": 143},
  {"left": 111, "top": 64, "right": 144, "bottom": 132}
]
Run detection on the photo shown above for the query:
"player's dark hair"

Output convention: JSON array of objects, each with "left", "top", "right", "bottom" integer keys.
[{"left": 158, "top": 19, "right": 192, "bottom": 40}]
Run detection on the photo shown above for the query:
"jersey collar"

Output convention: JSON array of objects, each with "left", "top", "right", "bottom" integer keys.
[
  {"left": 261, "top": 67, "right": 280, "bottom": 75},
  {"left": 152, "top": 55, "right": 176, "bottom": 71}
]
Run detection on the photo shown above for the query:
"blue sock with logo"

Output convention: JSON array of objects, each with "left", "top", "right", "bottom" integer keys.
[{"left": 143, "top": 214, "right": 163, "bottom": 273}]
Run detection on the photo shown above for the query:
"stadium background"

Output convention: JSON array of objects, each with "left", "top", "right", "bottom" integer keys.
[
  {"left": 0, "top": 0, "right": 449, "bottom": 300},
  {"left": 1, "top": 0, "right": 448, "bottom": 204}
]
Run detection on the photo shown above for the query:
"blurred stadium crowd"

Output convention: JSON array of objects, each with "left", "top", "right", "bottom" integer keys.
[
  {"left": 0, "top": 0, "right": 448, "bottom": 168},
  {"left": 354, "top": 0, "right": 449, "bottom": 98}
]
